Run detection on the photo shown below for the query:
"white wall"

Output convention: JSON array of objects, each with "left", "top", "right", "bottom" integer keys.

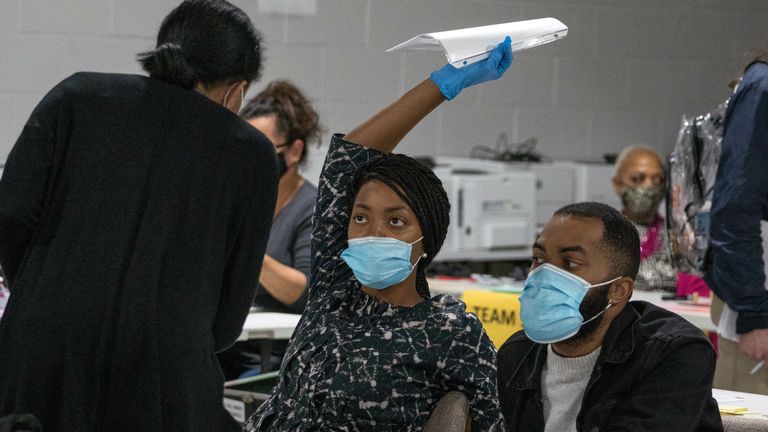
[{"left": 1, "top": 0, "right": 766, "bottom": 171}]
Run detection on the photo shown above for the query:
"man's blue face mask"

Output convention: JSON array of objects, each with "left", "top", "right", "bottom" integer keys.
[
  {"left": 519, "top": 263, "right": 621, "bottom": 344},
  {"left": 341, "top": 236, "right": 425, "bottom": 289}
]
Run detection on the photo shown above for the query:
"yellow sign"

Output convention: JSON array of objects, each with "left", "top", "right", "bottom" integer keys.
[{"left": 462, "top": 290, "right": 522, "bottom": 348}]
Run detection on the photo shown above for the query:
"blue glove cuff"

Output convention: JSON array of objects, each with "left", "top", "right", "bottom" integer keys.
[{"left": 430, "top": 64, "right": 465, "bottom": 101}]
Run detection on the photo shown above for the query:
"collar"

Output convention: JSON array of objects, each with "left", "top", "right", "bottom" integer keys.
[{"left": 505, "top": 303, "right": 640, "bottom": 391}]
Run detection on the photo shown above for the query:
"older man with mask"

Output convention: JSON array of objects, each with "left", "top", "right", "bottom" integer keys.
[
  {"left": 612, "top": 146, "right": 676, "bottom": 291},
  {"left": 612, "top": 146, "right": 709, "bottom": 297},
  {"left": 497, "top": 202, "right": 721, "bottom": 432}
]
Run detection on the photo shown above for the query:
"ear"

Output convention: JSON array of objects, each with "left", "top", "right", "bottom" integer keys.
[
  {"left": 223, "top": 80, "right": 248, "bottom": 113},
  {"left": 287, "top": 139, "right": 305, "bottom": 165},
  {"left": 612, "top": 175, "right": 623, "bottom": 195},
  {"left": 609, "top": 277, "right": 633, "bottom": 305}
]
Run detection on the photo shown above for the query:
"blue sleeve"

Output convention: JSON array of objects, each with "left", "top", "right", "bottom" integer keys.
[
  {"left": 308, "top": 134, "right": 381, "bottom": 306},
  {"left": 707, "top": 63, "right": 768, "bottom": 334}
]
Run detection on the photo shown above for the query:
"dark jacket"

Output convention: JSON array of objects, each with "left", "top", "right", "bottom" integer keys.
[
  {"left": 705, "top": 62, "right": 768, "bottom": 334},
  {"left": 0, "top": 73, "right": 278, "bottom": 431},
  {"left": 497, "top": 301, "right": 723, "bottom": 432}
]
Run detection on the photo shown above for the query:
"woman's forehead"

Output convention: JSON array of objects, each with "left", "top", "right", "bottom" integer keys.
[{"left": 355, "top": 180, "right": 411, "bottom": 210}]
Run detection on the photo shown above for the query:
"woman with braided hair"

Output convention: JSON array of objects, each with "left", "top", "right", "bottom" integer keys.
[{"left": 247, "top": 37, "right": 514, "bottom": 431}]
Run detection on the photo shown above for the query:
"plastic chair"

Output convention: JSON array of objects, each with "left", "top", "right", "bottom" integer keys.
[
  {"left": 423, "top": 391, "right": 470, "bottom": 432},
  {"left": 722, "top": 415, "right": 768, "bottom": 432}
]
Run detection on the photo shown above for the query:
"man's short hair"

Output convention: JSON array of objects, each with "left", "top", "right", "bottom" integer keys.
[
  {"left": 554, "top": 202, "right": 640, "bottom": 280},
  {"left": 614, "top": 145, "right": 665, "bottom": 176}
]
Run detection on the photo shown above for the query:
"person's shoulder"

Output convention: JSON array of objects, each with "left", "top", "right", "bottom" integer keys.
[
  {"left": 629, "top": 300, "right": 711, "bottom": 344},
  {"left": 427, "top": 294, "right": 485, "bottom": 334},
  {"left": 297, "top": 181, "right": 318, "bottom": 205},
  {"left": 216, "top": 114, "right": 273, "bottom": 159},
  {"left": 30, "top": 72, "right": 143, "bottom": 117},
  {"left": 741, "top": 62, "right": 768, "bottom": 92},
  {"left": 59, "top": 72, "right": 147, "bottom": 93},
  {"left": 498, "top": 329, "right": 534, "bottom": 356}
]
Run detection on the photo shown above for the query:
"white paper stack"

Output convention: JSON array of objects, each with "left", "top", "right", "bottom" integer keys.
[{"left": 386, "top": 18, "right": 568, "bottom": 68}]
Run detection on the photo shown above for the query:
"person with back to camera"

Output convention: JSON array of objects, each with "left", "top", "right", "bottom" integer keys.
[
  {"left": 218, "top": 80, "right": 321, "bottom": 379},
  {"left": 497, "top": 202, "right": 722, "bottom": 431},
  {"left": 246, "top": 38, "right": 514, "bottom": 431},
  {"left": 0, "top": 1, "right": 277, "bottom": 430},
  {"left": 612, "top": 146, "right": 711, "bottom": 298},
  {"left": 706, "top": 49, "right": 768, "bottom": 393}
]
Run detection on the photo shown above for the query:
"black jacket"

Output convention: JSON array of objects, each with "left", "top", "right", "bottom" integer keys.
[
  {"left": 497, "top": 301, "right": 723, "bottom": 432},
  {"left": 0, "top": 73, "right": 277, "bottom": 431}
]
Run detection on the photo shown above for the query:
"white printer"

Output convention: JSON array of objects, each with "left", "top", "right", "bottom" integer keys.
[
  {"left": 432, "top": 158, "right": 537, "bottom": 261},
  {"left": 529, "top": 162, "right": 621, "bottom": 227}
]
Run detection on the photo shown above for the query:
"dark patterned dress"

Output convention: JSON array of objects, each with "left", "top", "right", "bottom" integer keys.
[{"left": 246, "top": 135, "right": 504, "bottom": 431}]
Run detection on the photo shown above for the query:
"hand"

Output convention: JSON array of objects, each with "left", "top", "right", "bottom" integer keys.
[
  {"left": 429, "top": 36, "right": 514, "bottom": 100},
  {"left": 738, "top": 328, "right": 768, "bottom": 361}
]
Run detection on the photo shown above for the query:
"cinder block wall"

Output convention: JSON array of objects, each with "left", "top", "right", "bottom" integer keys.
[{"left": 1, "top": 0, "right": 766, "bottom": 177}]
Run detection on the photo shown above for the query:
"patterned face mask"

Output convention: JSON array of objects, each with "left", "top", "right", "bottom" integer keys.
[{"left": 621, "top": 185, "right": 664, "bottom": 218}]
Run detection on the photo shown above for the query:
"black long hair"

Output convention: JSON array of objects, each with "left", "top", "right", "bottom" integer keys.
[
  {"left": 138, "top": 0, "right": 263, "bottom": 89},
  {"left": 350, "top": 154, "right": 451, "bottom": 299}
]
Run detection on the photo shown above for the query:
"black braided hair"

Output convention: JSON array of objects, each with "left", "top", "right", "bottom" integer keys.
[{"left": 350, "top": 153, "right": 451, "bottom": 299}]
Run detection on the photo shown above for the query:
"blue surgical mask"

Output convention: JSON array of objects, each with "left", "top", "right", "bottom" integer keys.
[
  {"left": 341, "top": 236, "right": 425, "bottom": 289},
  {"left": 519, "top": 263, "right": 621, "bottom": 344}
]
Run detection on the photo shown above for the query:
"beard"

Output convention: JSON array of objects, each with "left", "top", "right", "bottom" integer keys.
[{"left": 559, "top": 285, "right": 611, "bottom": 348}]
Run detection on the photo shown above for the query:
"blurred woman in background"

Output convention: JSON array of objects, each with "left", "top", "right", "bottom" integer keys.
[{"left": 219, "top": 80, "right": 321, "bottom": 379}]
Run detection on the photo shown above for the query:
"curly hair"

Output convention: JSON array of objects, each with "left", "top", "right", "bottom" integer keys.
[{"left": 240, "top": 80, "right": 322, "bottom": 162}]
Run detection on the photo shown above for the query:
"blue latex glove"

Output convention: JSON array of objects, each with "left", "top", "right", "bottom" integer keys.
[{"left": 429, "top": 36, "right": 514, "bottom": 100}]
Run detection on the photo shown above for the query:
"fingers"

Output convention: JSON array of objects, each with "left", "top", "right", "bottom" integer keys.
[
  {"left": 495, "top": 36, "right": 513, "bottom": 75},
  {"left": 484, "top": 37, "right": 512, "bottom": 75},
  {"left": 487, "top": 42, "right": 503, "bottom": 65},
  {"left": 739, "top": 336, "right": 766, "bottom": 361}
]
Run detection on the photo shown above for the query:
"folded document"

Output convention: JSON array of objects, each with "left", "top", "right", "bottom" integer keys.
[{"left": 386, "top": 18, "right": 568, "bottom": 68}]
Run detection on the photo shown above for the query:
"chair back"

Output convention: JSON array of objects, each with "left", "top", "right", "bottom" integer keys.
[
  {"left": 423, "top": 391, "right": 470, "bottom": 432},
  {"left": 722, "top": 415, "right": 768, "bottom": 432}
]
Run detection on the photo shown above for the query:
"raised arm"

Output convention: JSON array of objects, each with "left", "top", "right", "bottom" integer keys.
[
  {"left": 346, "top": 36, "right": 513, "bottom": 153},
  {"left": 307, "top": 37, "right": 513, "bottom": 307}
]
